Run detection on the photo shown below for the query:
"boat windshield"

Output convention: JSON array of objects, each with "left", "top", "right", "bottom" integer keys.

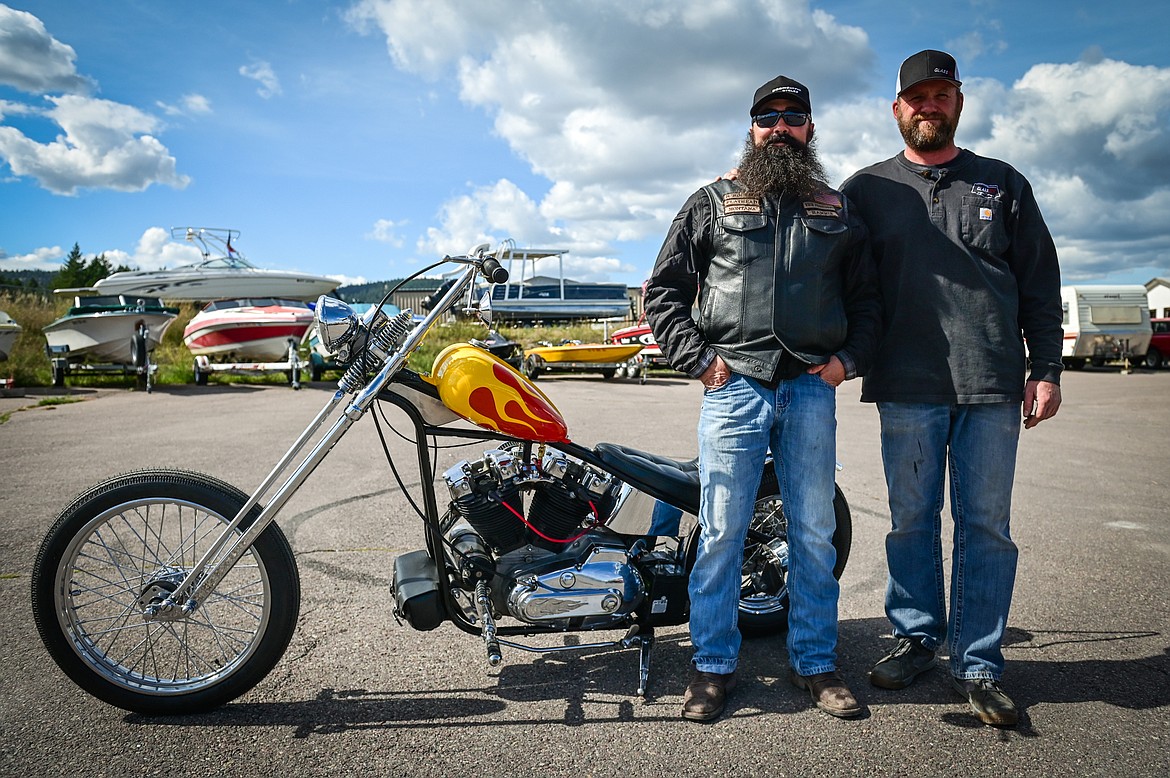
[
  {"left": 193, "top": 256, "right": 258, "bottom": 270},
  {"left": 202, "top": 298, "right": 308, "bottom": 311}
]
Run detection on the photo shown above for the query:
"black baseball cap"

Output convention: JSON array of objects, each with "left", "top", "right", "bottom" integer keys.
[
  {"left": 750, "top": 75, "right": 812, "bottom": 116},
  {"left": 896, "top": 49, "right": 962, "bottom": 95}
]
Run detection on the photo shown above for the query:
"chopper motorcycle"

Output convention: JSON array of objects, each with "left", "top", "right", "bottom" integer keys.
[{"left": 31, "top": 244, "right": 852, "bottom": 715}]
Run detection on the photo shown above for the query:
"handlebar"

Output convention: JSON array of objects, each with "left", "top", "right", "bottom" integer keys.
[{"left": 480, "top": 256, "right": 509, "bottom": 284}]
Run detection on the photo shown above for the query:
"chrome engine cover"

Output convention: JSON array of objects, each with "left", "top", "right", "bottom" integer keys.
[{"left": 504, "top": 541, "right": 644, "bottom": 624}]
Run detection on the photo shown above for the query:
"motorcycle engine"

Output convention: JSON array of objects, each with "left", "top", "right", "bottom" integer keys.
[{"left": 441, "top": 445, "right": 645, "bottom": 627}]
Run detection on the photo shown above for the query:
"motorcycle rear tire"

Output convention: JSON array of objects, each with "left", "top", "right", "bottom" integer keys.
[
  {"left": 736, "top": 469, "right": 852, "bottom": 637},
  {"left": 31, "top": 469, "right": 300, "bottom": 715}
]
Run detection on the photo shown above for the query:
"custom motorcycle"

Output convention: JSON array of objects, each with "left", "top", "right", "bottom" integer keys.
[{"left": 31, "top": 244, "right": 851, "bottom": 714}]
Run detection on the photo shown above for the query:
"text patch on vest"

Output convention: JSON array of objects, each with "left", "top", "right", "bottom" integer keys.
[{"left": 723, "top": 193, "right": 763, "bottom": 214}]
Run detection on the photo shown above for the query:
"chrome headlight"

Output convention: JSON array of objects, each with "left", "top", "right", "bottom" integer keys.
[{"left": 314, "top": 296, "right": 359, "bottom": 356}]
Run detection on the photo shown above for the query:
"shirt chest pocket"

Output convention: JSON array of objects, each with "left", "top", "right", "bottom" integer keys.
[{"left": 960, "top": 196, "right": 1010, "bottom": 254}]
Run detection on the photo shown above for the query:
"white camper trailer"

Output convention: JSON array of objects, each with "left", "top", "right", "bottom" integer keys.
[{"left": 1060, "top": 285, "right": 1151, "bottom": 369}]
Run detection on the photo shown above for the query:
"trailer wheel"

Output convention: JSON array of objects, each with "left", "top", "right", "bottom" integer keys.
[
  {"left": 1144, "top": 348, "right": 1163, "bottom": 370},
  {"left": 194, "top": 361, "right": 208, "bottom": 386},
  {"left": 130, "top": 330, "right": 148, "bottom": 369},
  {"left": 52, "top": 361, "right": 67, "bottom": 388}
]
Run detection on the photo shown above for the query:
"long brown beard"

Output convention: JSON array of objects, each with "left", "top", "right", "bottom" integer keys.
[
  {"left": 896, "top": 105, "right": 960, "bottom": 152},
  {"left": 737, "top": 130, "right": 826, "bottom": 197}
]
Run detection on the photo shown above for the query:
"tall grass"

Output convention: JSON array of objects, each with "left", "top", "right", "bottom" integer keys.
[
  {"left": 0, "top": 292, "right": 633, "bottom": 387},
  {"left": 0, "top": 291, "right": 68, "bottom": 386}
]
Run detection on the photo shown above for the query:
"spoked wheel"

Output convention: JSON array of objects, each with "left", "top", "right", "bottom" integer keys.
[
  {"left": 737, "top": 469, "right": 852, "bottom": 637},
  {"left": 31, "top": 470, "right": 300, "bottom": 714}
]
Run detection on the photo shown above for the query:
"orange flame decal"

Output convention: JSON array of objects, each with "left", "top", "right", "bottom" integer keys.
[
  {"left": 433, "top": 344, "right": 568, "bottom": 442},
  {"left": 465, "top": 363, "right": 567, "bottom": 442}
]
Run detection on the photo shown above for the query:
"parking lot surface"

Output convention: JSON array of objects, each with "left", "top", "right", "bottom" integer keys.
[{"left": 1, "top": 368, "right": 1167, "bottom": 777}]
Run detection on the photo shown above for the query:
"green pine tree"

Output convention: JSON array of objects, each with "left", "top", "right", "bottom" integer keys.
[{"left": 52, "top": 243, "right": 89, "bottom": 290}]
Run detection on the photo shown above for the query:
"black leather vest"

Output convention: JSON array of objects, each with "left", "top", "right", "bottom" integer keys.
[{"left": 697, "top": 179, "right": 859, "bottom": 381}]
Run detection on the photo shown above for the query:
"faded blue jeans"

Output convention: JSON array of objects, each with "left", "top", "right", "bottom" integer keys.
[
  {"left": 877, "top": 401, "right": 1021, "bottom": 681},
  {"left": 690, "top": 372, "right": 840, "bottom": 677}
]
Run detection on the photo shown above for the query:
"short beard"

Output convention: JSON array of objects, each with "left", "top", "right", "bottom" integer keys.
[
  {"left": 896, "top": 105, "right": 960, "bottom": 152},
  {"left": 736, "top": 130, "right": 826, "bottom": 197}
]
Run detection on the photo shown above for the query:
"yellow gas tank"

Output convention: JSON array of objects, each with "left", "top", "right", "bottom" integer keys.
[{"left": 430, "top": 344, "right": 569, "bottom": 443}]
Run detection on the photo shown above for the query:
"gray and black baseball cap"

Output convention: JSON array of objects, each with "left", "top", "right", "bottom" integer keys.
[{"left": 896, "top": 49, "right": 962, "bottom": 95}]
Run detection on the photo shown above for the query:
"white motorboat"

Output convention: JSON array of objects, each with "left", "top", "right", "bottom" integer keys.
[
  {"left": 90, "top": 228, "right": 338, "bottom": 302},
  {"left": 184, "top": 298, "right": 315, "bottom": 361},
  {"left": 0, "top": 310, "right": 21, "bottom": 361},
  {"left": 44, "top": 296, "right": 178, "bottom": 364}
]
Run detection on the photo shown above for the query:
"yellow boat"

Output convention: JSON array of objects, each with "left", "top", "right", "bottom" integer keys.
[{"left": 522, "top": 341, "right": 643, "bottom": 380}]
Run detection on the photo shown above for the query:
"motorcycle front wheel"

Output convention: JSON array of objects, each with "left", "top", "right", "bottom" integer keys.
[
  {"left": 737, "top": 469, "right": 852, "bottom": 637},
  {"left": 31, "top": 469, "right": 301, "bottom": 714}
]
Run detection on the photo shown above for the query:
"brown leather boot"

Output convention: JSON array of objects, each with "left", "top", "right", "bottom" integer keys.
[
  {"left": 791, "top": 671, "right": 864, "bottom": 718},
  {"left": 681, "top": 670, "right": 737, "bottom": 721}
]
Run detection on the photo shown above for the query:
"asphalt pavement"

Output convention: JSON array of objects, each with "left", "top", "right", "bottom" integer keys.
[{"left": 1, "top": 367, "right": 1167, "bottom": 777}]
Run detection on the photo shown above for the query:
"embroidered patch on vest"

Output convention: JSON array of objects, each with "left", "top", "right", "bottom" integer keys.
[
  {"left": 802, "top": 202, "right": 841, "bottom": 219},
  {"left": 802, "top": 191, "right": 843, "bottom": 219},
  {"left": 723, "top": 193, "right": 763, "bottom": 214}
]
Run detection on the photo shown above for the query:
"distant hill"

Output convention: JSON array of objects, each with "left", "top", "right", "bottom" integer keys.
[
  {"left": 0, "top": 268, "right": 55, "bottom": 293},
  {"left": 336, "top": 277, "right": 445, "bottom": 302}
]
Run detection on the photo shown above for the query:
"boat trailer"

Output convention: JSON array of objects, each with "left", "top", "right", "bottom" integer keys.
[{"left": 192, "top": 338, "right": 306, "bottom": 389}]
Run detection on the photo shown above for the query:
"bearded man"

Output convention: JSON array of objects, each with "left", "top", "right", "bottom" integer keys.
[
  {"left": 644, "top": 75, "right": 880, "bottom": 722},
  {"left": 841, "top": 50, "right": 1063, "bottom": 728}
]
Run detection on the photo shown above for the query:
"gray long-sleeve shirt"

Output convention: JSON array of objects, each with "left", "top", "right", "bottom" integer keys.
[{"left": 841, "top": 149, "right": 1063, "bottom": 404}]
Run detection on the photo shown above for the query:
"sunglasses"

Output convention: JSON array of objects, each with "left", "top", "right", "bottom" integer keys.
[{"left": 752, "top": 110, "right": 810, "bottom": 128}]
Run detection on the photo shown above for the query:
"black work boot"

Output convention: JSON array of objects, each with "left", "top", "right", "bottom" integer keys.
[
  {"left": 869, "top": 637, "right": 936, "bottom": 689},
  {"left": 952, "top": 677, "right": 1019, "bottom": 727}
]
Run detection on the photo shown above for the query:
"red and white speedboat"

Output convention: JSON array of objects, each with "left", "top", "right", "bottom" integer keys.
[
  {"left": 184, "top": 298, "right": 314, "bottom": 361},
  {"left": 609, "top": 321, "right": 665, "bottom": 365}
]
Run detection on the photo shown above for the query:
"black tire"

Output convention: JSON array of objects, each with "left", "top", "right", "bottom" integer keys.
[
  {"left": 130, "top": 329, "right": 148, "bottom": 369},
  {"left": 523, "top": 355, "right": 543, "bottom": 381},
  {"left": 1065, "top": 358, "right": 1086, "bottom": 370},
  {"left": 1144, "top": 348, "right": 1163, "bottom": 370},
  {"left": 601, "top": 368, "right": 616, "bottom": 380},
  {"left": 193, "top": 360, "right": 208, "bottom": 385},
  {"left": 31, "top": 470, "right": 300, "bottom": 714},
  {"left": 736, "top": 468, "right": 851, "bottom": 637},
  {"left": 52, "top": 361, "right": 66, "bottom": 387},
  {"left": 311, "top": 364, "right": 324, "bottom": 381}
]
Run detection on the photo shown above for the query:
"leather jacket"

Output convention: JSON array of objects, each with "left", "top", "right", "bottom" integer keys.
[{"left": 645, "top": 179, "right": 880, "bottom": 382}]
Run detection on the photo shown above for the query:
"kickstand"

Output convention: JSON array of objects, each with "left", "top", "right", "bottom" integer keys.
[{"left": 622, "top": 625, "right": 655, "bottom": 697}]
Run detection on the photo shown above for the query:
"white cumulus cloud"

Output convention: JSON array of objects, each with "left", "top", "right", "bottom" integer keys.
[
  {"left": 0, "top": 95, "right": 191, "bottom": 195},
  {"left": 0, "top": 4, "right": 93, "bottom": 94},
  {"left": 348, "top": 0, "right": 874, "bottom": 261}
]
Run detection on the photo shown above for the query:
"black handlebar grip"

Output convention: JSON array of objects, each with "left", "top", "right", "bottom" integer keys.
[{"left": 481, "top": 257, "right": 509, "bottom": 284}]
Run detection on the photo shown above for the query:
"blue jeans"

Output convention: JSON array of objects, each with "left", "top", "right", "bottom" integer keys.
[
  {"left": 877, "top": 401, "right": 1021, "bottom": 681},
  {"left": 690, "top": 372, "right": 840, "bottom": 676}
]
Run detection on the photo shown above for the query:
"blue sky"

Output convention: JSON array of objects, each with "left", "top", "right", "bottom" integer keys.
[{"left": 2, "top": 1, "right": 1168, "bottom": 288}]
